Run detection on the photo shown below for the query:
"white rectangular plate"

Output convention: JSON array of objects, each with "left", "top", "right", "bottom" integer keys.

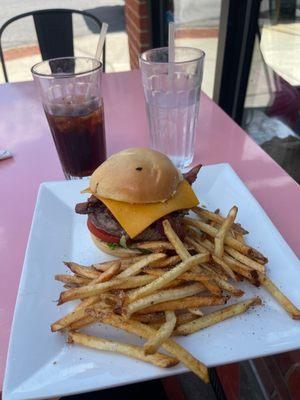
[{"left": 3, "top": 163, "right": 300, "bottom": 400}]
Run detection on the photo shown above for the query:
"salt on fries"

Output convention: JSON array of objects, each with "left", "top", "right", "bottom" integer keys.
[{"left": 52, "top": 205, "right": 300, "bottom": 384}]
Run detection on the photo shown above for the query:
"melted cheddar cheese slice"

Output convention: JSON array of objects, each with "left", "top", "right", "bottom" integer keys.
[{"left": 89, "top": 180, "right": 199, "bottom": 239}]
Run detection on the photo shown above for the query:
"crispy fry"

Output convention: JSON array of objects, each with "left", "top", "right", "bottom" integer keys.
[
  {"left": 54, "top": 265, "right": 122, "bottom": 329},
  {"left": 136, "top": 295, "right": 226, "bottom": 314},
  {"left": 93, "top": 256, "right": 146, "bottom": 272},
  {"left": 96, "top": 313, "right": 209, "bottom": 383},
  {"left": 191, "top": 236, "right": 257, "bottom": 282},
  {"left": 135, "top": 241, "right": 193, "bottom": 252},
  {"left": 58, "top": 275, "right": 155, "bottom": 305},
  {"left": 92, "top": 259, "right": 122, "bottom": 271},
  {"left": 175, "top": 297, "right": 262, "bottom": 336},
  {"left": 236, "top": 233, "right": 245, "bottom": 243},
  {"left": 64, "top": 262, "right": 100, "bottom": 279},
  {"left": 144, "top": 311, "right": 176, "bottom": 354},
  {"left": 162, "top": 220, "right": 219, "bottom": 295},
  {"left": 149, "top": 255, "right": 181, "bottom": 268},
  {"left": 51, "top": 296, "right": 102, "bottom": 331},
  {"left": 211, "top": 255, "right": 236, "bottom": 280},
  {"left": 136, "top": 312, "right": 197, "bottom": 329},
  {"left": 63, "top": 284, "right": 76, "bottom": 289},
  {"left": 201, "top": 265, "right": 244, "bottom": 297},
  {"left": 260, "top": 275, "right": 300, "bottom": 319},
  {"left": 225, "top": 257, "right": 259, "bottom": 284},
  {"left": 185, "top": 235, "right": 231, "bottom": 281},
  {"left": 134, "top": 312, "right": 199, "bottom": 326},
  {"left": 188, "top": 308, "right": 204, "bottom": 316},
  {"left": 224, "top": 246, "right": 265, "bottom": 274},
  {"left": 201, "top": 279, "right": 222, "bottom": 295},
  {"left": 124, "top": 277, "right": 183, "bottom": 297},
  {"left": 176, "top": 312, "right": 198, "bottom": 326},
  {"left": 198, "top": 238, "right": 254, "bottom": 278},
  {"left": 230, "top": 229, "right": 236, "bottom": 239},
  {"left": 69, "top": 315, "right": 97, "bottom": 330},
  {"left": 214, "top": 206, "right": 238, "bottom": 258},
  {"left": 133, "top": 313, "right": 165, "bottom": 324},
  {"left": 163, "top": 220, "right": 220, "bottom": 295},
  {"left": 68, "top": 331, "right": 178, "bottom": 368},
  {"left": 184, "top": 217, "right": 267, "bottom": 263},
  {"left": 144, "top": 268, "right": 216, "bottom": 282},
  {"left": 55, "top": 274, "right": 91, "bottom": 286},
  {"left": 184, "top": 237, "right": 209, "bottom": 256},
  {"left": 208, "top": 209, "right": 220, "bottom": 230},
  {"left": 127, "top": 254, "right": 209, "bottom": 303},
  {"left": 192, "top": 207, "right": 248, "bottom": 235},
  {"left": 163, "top": 219, "right": 191, "bottom": 260},
  {"left": 125, "top": 283, "right": 205, "bottom": 316},
  {"left": 91, "top": 263, "right": 121, "bottom": 284},
  {"left": 118, "top": 253, "right": 166, "bottom": 278}
]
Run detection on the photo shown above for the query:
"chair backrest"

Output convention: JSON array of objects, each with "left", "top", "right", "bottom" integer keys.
[{"left": 0, "top": 8, "right": 106, "bottom": 82}]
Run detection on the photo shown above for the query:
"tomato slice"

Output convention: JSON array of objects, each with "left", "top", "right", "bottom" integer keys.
[{"left": 87, "top": 219, "right": 120, "bottom": 244}]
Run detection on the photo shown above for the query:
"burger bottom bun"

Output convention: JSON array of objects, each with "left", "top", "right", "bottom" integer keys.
[{"left": 90, "top": 233, "right": 142, "bottom": 258}]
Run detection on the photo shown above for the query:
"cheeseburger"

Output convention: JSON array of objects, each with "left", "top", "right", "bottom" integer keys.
[{"left": 75, "top": 148, "right": 201, "bottom": 256}]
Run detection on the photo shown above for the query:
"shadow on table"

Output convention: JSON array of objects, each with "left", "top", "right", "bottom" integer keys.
[
  {"left": 83, "top": 6, "right": 125, "bottom": 33},
  {"left": 61, "top": 379, "right": 169, "bottom": 400}
]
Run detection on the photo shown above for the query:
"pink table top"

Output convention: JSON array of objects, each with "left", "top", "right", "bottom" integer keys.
[{"left": 1, "top": 70, "right": 299, "bottom": 388}]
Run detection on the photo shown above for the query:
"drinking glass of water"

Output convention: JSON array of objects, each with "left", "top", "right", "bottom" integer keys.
[{"left": 140, "top": 47, "right": 205, "bottom": 170}]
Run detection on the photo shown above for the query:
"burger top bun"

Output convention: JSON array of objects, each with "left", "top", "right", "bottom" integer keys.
[
  {"left": 89, "top": 148, "right": 182, "bottom": 204},
  {"left": 90, "top": 233, "right": 142, "bottom": 257}
]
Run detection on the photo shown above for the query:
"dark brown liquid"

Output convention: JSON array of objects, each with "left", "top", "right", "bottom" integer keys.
[{"left": 45, "top": 101, "right": 106, "bottom": 178}]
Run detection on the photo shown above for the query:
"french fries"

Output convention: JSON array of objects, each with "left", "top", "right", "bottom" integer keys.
[
  {"left": 224, "top": 246, "right": 265, "bottom": 273},
  {"left": 184, "top": 217, "right": 267, "bottom": 263},
  {"left": 55, "top": 274, "right": 91, "bottom": 286},
  {"left": 58, "top": 275, "right": 155, "bottom": 305},
  {"left": 144, "top": 311, "right": 176, "bottom": 354},
  {"left": 149, "top": 255, "right": 181, "bottom": 268},
  {"left": 192, "top": 207, "right": 248, "bottom": 235},
  {"left": 93, "top": 257, "right": 143, "bottom": 271},
  {"left": 52, "top": 203, "right": 299, "bottom": 386},
  {"left": 125, "top": 283, "right": 205, "bottom": 316},
  {"left": 51, "top": 296, "right": 102, "bottom": 332},
  {"left": 68, "top": 331, "right": 178, "bottom": 368},
  {"left": 69, "top": 315, "right": 96, "bottom": 330},
  {"left": 214, "top": 206, "right": 238, "bottom": 258},
  {"left": 133, "top": 312, "right": 199, "bottom": 326},
  {"left": 163, "top": 220, "right": 217, "bottom": 295},
  {"left": 144, "top": 268, "right": 217, "bottom": 282},
  {"left": 188, "top": 233, "right": 259, "bottom": 282},
  {"left": 162, "top": 219, "right": 191, "bottom": 260},
  {"left": 260, "top": 275, "right": 300, "bottom": 319},
  {"left": 188, "top": 308, "right": 204, "bottom": 316},
  {"left": 201, "top": 265, "right": 244, "bottom": 297},
  {"left": 96, "top": 313, "right": 209, "bottom": 383},
  {"left": 91, "top": 263, "right": 121, "bottom": 283},
  {"left": 127, "top": 254, "right": 209, "bottom": 303},
  {"left": 135, "top": 241, "right": 194, "bottom": 252},
  {"left": 117, "top": 253, "right": 165, "bottom": 278},
  {"left": 64, "top": 262, "right": 100, "bottom": 279},
  {"left": 136, "top": 295, "right": 226, "bottom": 314},
  {"left": 175, "top": 297, "right": 262, "bottom": 336}
]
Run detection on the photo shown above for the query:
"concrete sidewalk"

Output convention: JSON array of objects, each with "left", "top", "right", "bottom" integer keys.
[{"left": 0, "top": 31, "right": 130, "bottom": 83}]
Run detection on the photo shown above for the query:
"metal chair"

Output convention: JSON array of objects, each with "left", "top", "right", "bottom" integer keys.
[{"left": 0, "top": 8, "right": 106, "bottom": 82}]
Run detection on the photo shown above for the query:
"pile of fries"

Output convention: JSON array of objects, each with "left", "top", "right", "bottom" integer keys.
[{"left": 52, "top": 206, "right": 300, "bottom": 383}]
